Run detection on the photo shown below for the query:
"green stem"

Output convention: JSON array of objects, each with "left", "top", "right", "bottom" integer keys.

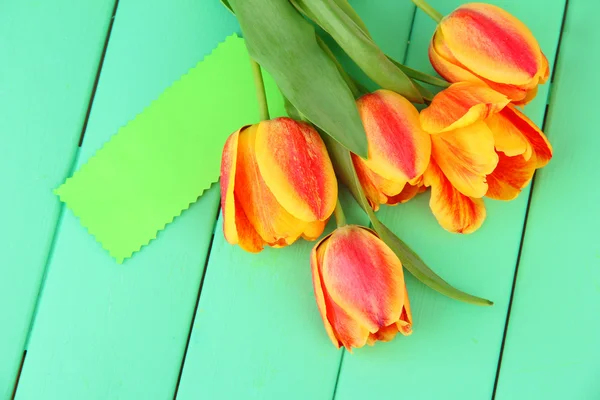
[
  {"left": 250, "top": 58, "right": 270, "bottom": 121},
  {"left": 411, "top": 0, "right": 443, "bottom": 23},
  {"left": 333, "top": 199, "right": 347, "bottom": 227}
]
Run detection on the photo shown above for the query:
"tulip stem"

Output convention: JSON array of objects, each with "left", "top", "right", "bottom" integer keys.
[
  {"left": 250, "top": 58, "right": 270, "bottom": 121},
  {"left": 334, "top": 199, "right": 347, "bottom": 227},
  {"left": 411, "top": 0, "right": 443, "bottom": 23}
]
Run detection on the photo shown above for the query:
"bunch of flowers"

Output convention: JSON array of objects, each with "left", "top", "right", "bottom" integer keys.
[{"left": 220, "top": 0, "right": 552, "bottom": 350}]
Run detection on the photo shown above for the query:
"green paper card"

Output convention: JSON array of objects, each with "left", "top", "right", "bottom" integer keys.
[{"left": 56, "top": 34, "right": 285, "bottom": 263}]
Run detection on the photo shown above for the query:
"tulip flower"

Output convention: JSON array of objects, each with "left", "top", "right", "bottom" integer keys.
[
  {"left": 311, "top": 225, "right": 412, "bottom": 350},
  {"left": 429, "top": 3, "right": 549, "bottom": 105},
  {"left": 220, "top": 117, "right": 338, "bottom": 252},
  {"left": 351, "top": 90, "right": 431, "bottom": 210},
  {"left": 420, "top": 82, "right": 552, "bottom": 233}
]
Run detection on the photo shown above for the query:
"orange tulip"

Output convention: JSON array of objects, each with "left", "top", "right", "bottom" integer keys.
[
  {"left": 351, "top": 90, "right": 431, "bottom": 210},
  {"left": 311, "top": 225, "right": 412, "bottom": 350},
  {"left": 420, "top": 82, "right": 552, "bottom": 233},
  {"left": 429, "top": 3, "right": 549, "bottom": 105},
  {"left": 220, "top": 117, "right": 338, "bottom": 252}
]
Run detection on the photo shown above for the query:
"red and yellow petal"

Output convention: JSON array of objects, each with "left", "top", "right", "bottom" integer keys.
[
  {"left": 497, "top": 105, "right": 552, "bottom": 168},
  {"left": 386, "top": 182, "right": 425, "bottom": 206},
  {"left": 486, "top": 152, "right": 537, "bottom": 201},
  {"left": 486, "top": 110, "right": 533, "bottom": 160},
  {"left": 232, "top": 197, "right": 266, "bottom": 252},
  {"left": 314, "top": 236, "right": 371, "bottom": 350},
  {"left": 397, "top": 286, "right": 413, "bottom": 336},
  {"left": 220, "top": 128, "right": 266, "bottom": 252},
  {"left": 352, "top": 152, "right": 407, "bottom": 202},
  {"left": 421, "top": 82, "right": 509, "bottom": 134},
  {"left": 358, "top": 90, "right": 431, "bottom": 183},
  {"left": 302, "top": 219, "right": 327, "bottom": 241},
  {"left": 366, "top": 324, "right": 400, "bottom": 346},
  {"left": 221, "top": 129, "right": 241, "bottom": 244},
  {"left": 311, "top": 235, "right": 341, "bottom": 348},
  {"left": 352, "top": 154, "right": 386, "bottom": 211},
  {"left": 235, "top": 124, "right": 308, "bottom": 245},
  {"left": 424, "top": 159, "right": 486, "bottom": 234},
  {"left": 429, "top": 29, "right": 488, "bottom": 86},
  {"left": 440, "top": 3, "right": 544, "bottom": 86},
  {"left": 431, "top": 121, "right": 498, "bottom": 198},
  {"left": 321, "top": 226, "right": 406, "bottom": 333},
  {"left": 255, "top": 118, "right": 337, "bottom": 222},
  {"left": 429, "top": 31, "right": 531, "bottom": 103}
]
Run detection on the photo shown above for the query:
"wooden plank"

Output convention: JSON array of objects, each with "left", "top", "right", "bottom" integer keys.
[
  {"left": 0, "top": 1, "right": 114, "bottom": 398},
  {"left": 13, "top": 1, "right": 239, "bottom": 399},
  {"left": 333, "top": 1, "right": 566, "bottom": 399},
  {"left": 174, "top": 2, "right": 415, "bottom": 398},
  {"left": 494, "top": 1, "right": 600, "bottom": 398}
]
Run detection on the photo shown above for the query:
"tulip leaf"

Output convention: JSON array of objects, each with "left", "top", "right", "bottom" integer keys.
[
  {"left": 323, "top": 135, "right": 494, "bottom": 307},
  {"left": 388, "top": 57, "right": 450, "bottom": 88},
  {"left": 220, "top": 0, "right": 233, "bottom": 13},
  {"left": 228, "top": 0, "right": 369, "bottom": 158},
  {"left": 291, "top": 0, "right": 423, "bottom": 103}
]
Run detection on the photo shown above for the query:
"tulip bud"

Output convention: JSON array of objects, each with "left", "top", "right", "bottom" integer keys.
[
  {"left": 311, "top": 225, "right": 412, "bottom": 350},
  {"left": 220, "top": 117, "right": 338, "bottom": 252},
  {"left": 429, "top": 3, "right": 549, "bottom": 105},
  {"left": 351, "top": 90, "right": 431, "bottom": 210}
]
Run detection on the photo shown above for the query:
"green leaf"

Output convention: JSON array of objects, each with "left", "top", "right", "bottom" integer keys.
[
  {"left": 292, "top": 0, "right": 423, "bottom": 103},
  {"left": 220, "top": 0, "right": 233, "bottom": 13},
  {"left": 388, "top": 57, "right": 450, "bottom": 88},
  {"left": 228, "top": 0, "right": 369, "bottom": 158},
  {"left": 323, "top": 135, "right": 494, "bottom": 307},
  {"left": 330, "top": 0, "right": 371, "bottom": 38}
]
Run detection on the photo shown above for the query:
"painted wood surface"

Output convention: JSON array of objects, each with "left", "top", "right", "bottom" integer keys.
[
  {"left": 4, "top": 0, "right": 596, "bottom": 399},
  {"left": 0, "top": 1, "right": 114, "bottom": 398},
  {"left": 13, "top": 1, "right": 237, "bottom": 399},
  {"left": 494, "top": 0, "right": 600, "bottom": 397},
  {"left": 333, "top": 1, "right": 566, "bottom": 399}
]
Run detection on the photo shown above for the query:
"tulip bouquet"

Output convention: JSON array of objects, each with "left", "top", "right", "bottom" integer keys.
[{"left": 219, "top": 0, "right": 552, "bottom": 350}]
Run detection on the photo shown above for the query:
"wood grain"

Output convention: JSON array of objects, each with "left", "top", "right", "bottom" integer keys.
[{"left": 0, "top": 1, "right": 114, "bottom": 397}]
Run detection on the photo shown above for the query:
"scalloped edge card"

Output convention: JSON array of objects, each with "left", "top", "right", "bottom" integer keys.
[{"left": 55, "top": 34, "right": 285, "bottom": 263}]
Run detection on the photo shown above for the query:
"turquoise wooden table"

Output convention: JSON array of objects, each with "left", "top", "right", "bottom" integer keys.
[{"left": 1, "top": 0, "right": 598, "bottom": 399}]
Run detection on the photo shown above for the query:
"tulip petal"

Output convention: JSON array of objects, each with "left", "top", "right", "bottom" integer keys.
[
  {"left": 397, "top": 285, "right": 413, "bottom": 336},
  {"left": 424, "top": 159, "right": 486, "bottom": 234},
  {"left": 314, "top": 237, "right": 371, "bottom": 350},
  {"left": 440, "top": 3, "right": 544, "bottom": 86},
  {"left": 420, "top": 82, "right": 509, "bottom": 134},
  {"left": 429, "top": 30, "right": 488, "bottom": 85},
  {"left": 352, "top": 154, "right": 386, "bottom": 210},
  {"left": 321, "top": 226, "right": 406, "bottom": 333},
  {"left": 366, "top": 324, "right": 400, "bottom": 346},
  {"left": 499, "top": 105, "right": 552, "bottom": 168},
  {"left": 302, "top": 219, "right": 327, "bottom": 241},
  {"left": 235, "top": 125, "right": 308, "bottom": 245},
  {"left": 220, "top": 128, "right": 266, "bottom": 252},
  {"left": 352, "top": 153, "right": 407, "bottom": 210},
  {"left": 255, "top": 118, "right": 337, "bottom": 222},
  {"left": 386, "top": 182, "right": 425, "bottom": 206},
  {"left": 486, "top": 111, "right": 532, "bottom": 160},
  {"left": 311, "top": 236, "right": 341, "bottom": 348},
  {"left": 232, "top": 197, "right": 266, "bottom": 252},
  {"left": 429, "top": 31, "right": 529, "bottom": 103},
  {"left": 431, "top": 121, "right": 498, "bottom": 198},
  {"left": 221, "top": 129, "right": 241, "bottom": 245},
  {"left": 358, "top": 90, "right": 431, "bottom": 183},
  {"left": 486, "top": 152, "right": 537, "bottom": 201}
]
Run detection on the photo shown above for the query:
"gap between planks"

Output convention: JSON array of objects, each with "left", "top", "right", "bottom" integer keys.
[
  {"left": 491, "top": 0, "right": 570, "bottom": 397},
  {"left": 10, "top": 0, "right": 120, "bottom": 398}
]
